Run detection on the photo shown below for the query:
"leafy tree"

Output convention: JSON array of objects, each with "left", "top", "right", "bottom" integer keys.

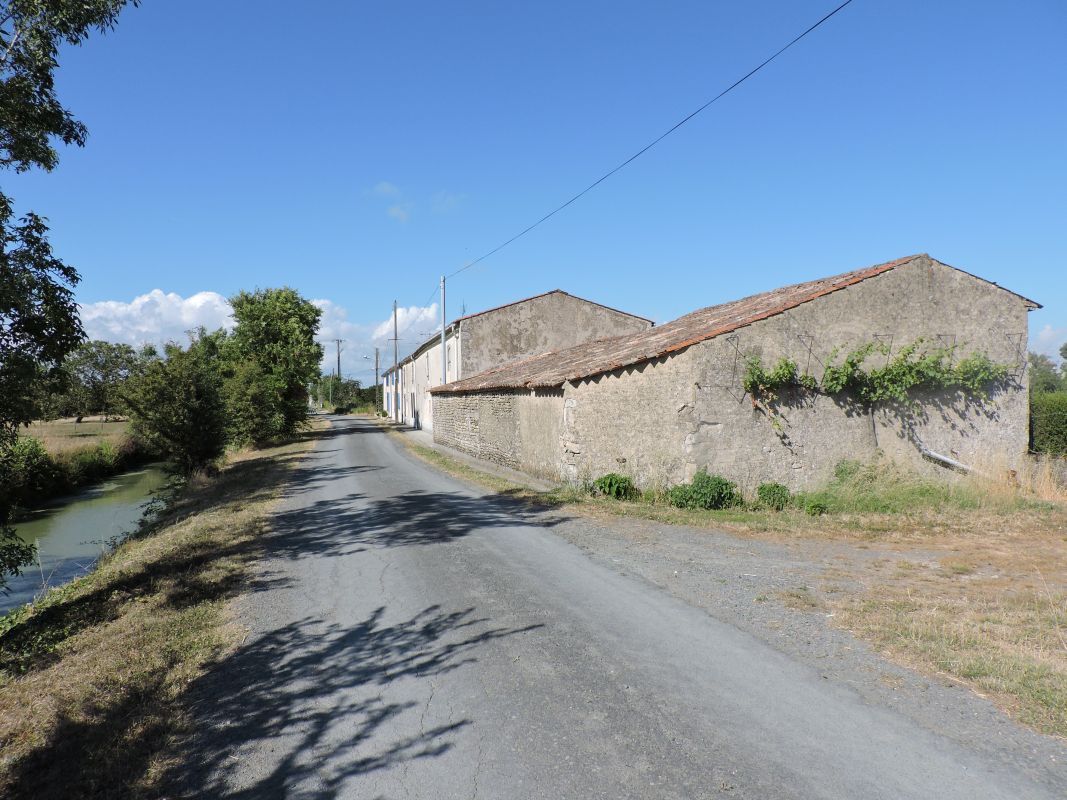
[
  {"left": 0, "top": 197, "right": 83, "bottom": 437},
  {"left": 228, "top": 288, "right": 323, "bottom": 438},
  {"left": 0, "top": 0, "right": 138, "bottom": 172},
  {"left": 1061, "top": 341, "right": 1067, "bottom": 366},
  {"left": 61, "top": 339, "right": 139, "bottom": 419},
  {"left": 0, "top": 196, "right": 83, "bottom": 588},
  {"left": 124, "top": 341, "right": 226, "bottom": 476},
  {"left": 225, "top": 360, "right": 285, "bottom": 446},
  {"left": 1029, "top": 352, "right": 1064, "bottom": 394},
  {"left": 315, "top": 374, "right": 362, "bottom": 409},
  {"left": 0, "top": 0, "right": 139, "bottom": 586}
]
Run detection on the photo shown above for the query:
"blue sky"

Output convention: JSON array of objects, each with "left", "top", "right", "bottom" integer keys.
[{"left": 7, "top": 0, "right": 1066, "bottom": 380}]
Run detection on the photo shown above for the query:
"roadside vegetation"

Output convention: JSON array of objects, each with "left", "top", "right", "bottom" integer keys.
[
  {"left": 383, "top": 421, "right": 1067, "bottom": 738},
  {"left": 1, "top": 286, "right": 325, "bottom": 592},
  {"left": 0, "top": 431, "right": 318, "bottom": 799},
  {"left": 313, "top": 374, "right": 381, "bottom": 415}
]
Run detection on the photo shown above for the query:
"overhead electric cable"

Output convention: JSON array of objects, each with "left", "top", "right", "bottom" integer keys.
[{"left": 446, "top": 0, "right": 855, "bottom": 280}]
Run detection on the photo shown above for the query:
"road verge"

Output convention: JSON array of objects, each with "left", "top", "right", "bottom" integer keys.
[
  {"left": 381, "top": 421, "right": 1067, "bottom": 739},
  {"left": 0, "top": 426, "right": 320, "bottom": 799}
]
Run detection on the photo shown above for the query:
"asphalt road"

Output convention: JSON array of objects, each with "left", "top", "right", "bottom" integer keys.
[{"left": 178, "top": 415, "right": 1066, "bottom": 799}]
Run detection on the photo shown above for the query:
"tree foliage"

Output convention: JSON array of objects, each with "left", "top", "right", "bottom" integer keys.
[
  {"left": 0, "top": 0, "right": 138, "bottom": 172},
  {"left": 228, "top": 288, "right": 322, "bottom": 438},
  {"left": 0, "top": 195, "right": 83, "bottom": 441},
  {"left": 124, "top": 341, "right": 226, "bottom": 476},
  {"left": 224, "top": 360, "right": 286, "bottom": 447},
  {"left": 1028, "top": 352, "right": 1064, "bottom": 394},
  {"left": 0, "top": 0, "right": 138, "bottom": 587},
  {"left": 60, "top": 339, "right": 141, "bottom": 418}
]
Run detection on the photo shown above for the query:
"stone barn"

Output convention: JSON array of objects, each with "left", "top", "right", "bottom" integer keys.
[
  {"left": 382, "top": 290, "right": 652, "bottom": 431},
  {"left": 430, "top": 254, "right": 1040, "bottom": 492}
]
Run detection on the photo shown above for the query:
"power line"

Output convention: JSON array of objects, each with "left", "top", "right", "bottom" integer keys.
[
  {"left": 446, "top": 0, "right": 856, "bottom": 280},
  {"left": 394, "top": 284, "right": 440, "bottom": 343}
]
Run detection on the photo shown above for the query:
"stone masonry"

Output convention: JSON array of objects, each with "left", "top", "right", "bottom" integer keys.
[{"left": 431, "top": 255, "right": 1039, "bottom": 493}]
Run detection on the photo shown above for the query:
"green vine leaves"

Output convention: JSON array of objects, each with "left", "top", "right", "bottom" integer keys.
[{"left": 742, "top": 338, "right": 1010, "bottom": 412}]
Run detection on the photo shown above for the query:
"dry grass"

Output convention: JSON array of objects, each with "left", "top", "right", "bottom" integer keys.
[
  {"left": 384, "top": 423, "right": 1067, "bottom": 738},
  {"left": 22, "top": 417, "right": 130, "bottom": 455},
  {"left": 0, "top": 425, "right": 320, "bottom": 799},
  {"left": 836, "top": 584, "right": 1067, "bottom": 736}
]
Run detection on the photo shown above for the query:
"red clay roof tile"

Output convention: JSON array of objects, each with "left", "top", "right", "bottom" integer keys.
[{"left": 430, "top": 254, "right": 1039, "bottom": 394}]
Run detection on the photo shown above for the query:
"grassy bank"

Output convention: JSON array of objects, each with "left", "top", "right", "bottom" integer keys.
[
  {"left": 8, "top": 419, "right": 155, "bottom": 517},
  {"left": 0, "top": 426, "right": 319, "bottom": 799},
  {"left": 383, "top": 424, "right": 1067, "bottom": 738}
]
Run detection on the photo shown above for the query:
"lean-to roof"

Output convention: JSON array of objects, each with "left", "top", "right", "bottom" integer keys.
[{"left": 430, "top": 254, "right": 1040, "bottom": 394}]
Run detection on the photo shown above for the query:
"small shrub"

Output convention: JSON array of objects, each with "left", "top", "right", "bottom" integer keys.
[
  {"left": 2, "top": 437, "right": 60, "bottom": 505},
  {"left": 592, "top": 473, "right": 637, "bottom": 501},
  {"left": 332, "top": 405, "right": 352, "bottom": 415},
  {"left": 804, "top": 498, "right": 829, "bottom": 516},
  {"left": 668, "top": 469, "right": 740, "bottom": 510},
  {"left": 756, "top": 482, "right": 791, "bottom": 511},
  {"left": 833, "top": 460, "right": 863, "bottom": 482},
  {"left": 639, "top": 488, "right": 659, "bottom": 505}
]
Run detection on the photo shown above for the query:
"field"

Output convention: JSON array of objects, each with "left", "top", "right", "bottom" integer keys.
[{"left": 22, "top": 417, "right": 131, "bottom": 454}]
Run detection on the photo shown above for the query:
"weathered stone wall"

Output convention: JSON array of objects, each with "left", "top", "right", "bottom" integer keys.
[
  {"left": 435, "top": 258, "right": 1032, "bottom": 493},
  {"left": 460, "top": 292, "right": 651, "bottom": 378},
  {"left": 432, "top": 390, "right": 565, "bottom": 480},
  {"left": 562, "top": 256, "right": 1031, "bottom": 491}
]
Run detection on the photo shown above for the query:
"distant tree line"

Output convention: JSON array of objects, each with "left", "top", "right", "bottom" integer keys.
[{"left": 313, "top": 375, "right": 381, "bottom": 412}]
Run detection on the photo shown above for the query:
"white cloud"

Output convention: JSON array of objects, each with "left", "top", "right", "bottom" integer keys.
[
  {"left": 1032, "top": 324, "right": 1067, "bottom": 363},
  {"left": 80, "top": 289, "right": 233, "bottom": 347},
  {"left": 373, "top": 181, "right": 401, "bottom": 197},
  {"left": 80, "top": 290, "right": 443, "bottom": 386},
  {"left": 373, "top": 303, "right": 439, "bottom": 343},
  {"left": 387, "top": 203, "right": 412, "bottom": 223},
  {"left": 313, "top": 299, "right": 440, "bottom": 381}
]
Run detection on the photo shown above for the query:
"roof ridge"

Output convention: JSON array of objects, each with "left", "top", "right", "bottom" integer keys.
[{"left": 432, "top": 254, "right": 1034, "bottom": 394}]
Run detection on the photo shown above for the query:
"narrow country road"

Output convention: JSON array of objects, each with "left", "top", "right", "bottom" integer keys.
[{"left": 176, "top": 416, "right": 1065, "bottom": 799}]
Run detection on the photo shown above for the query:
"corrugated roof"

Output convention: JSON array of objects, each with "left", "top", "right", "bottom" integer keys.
[{"left": 430, "top": 254, "right": 1040, "bottom": 394}]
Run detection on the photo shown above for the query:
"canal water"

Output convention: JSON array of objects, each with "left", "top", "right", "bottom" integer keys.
[{"left": 2, "top": 465, "right": 170, "bottom": 615}]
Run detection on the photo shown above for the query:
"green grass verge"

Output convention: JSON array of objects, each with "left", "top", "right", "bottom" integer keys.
[{"left": 0, "top": 431, "right": 317, "bottom": 799}]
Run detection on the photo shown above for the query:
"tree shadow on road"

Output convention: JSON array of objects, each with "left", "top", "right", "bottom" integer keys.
[
  {"left": 266, "top": 487, "right": 567, "bottom": 557},
  {"left": 167, "top": 605, "right": 542, "bottom": 797}
]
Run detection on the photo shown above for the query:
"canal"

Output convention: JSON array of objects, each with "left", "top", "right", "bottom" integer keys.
[{"left": 2, "top": 465, "right": 170, "bottom": 615}]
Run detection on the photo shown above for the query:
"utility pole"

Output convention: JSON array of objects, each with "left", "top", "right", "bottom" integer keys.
[
  {"left": 332, "top": 338, "right": 345, "bottom": 408},
  {"left": 333, "top": 339, "right": 344, "bottom": 382},
  {"left": 440, "top": 275, "right": 447, "bottom": 386},
  {"left": 392, "top": 300, "right": 399, "bottom": 422},
  {"left": 375, "top": 346, "right": 380, "bottom": 414}
]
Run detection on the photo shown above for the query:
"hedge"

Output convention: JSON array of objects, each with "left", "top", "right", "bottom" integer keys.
[{"left": 1031, "top": 391, "right": 1067, "bottom": 456}]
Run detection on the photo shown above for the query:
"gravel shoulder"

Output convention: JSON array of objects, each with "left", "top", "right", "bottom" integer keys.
[{"left": 545, "top": 508, "right": 1066, "bottom": 783}]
